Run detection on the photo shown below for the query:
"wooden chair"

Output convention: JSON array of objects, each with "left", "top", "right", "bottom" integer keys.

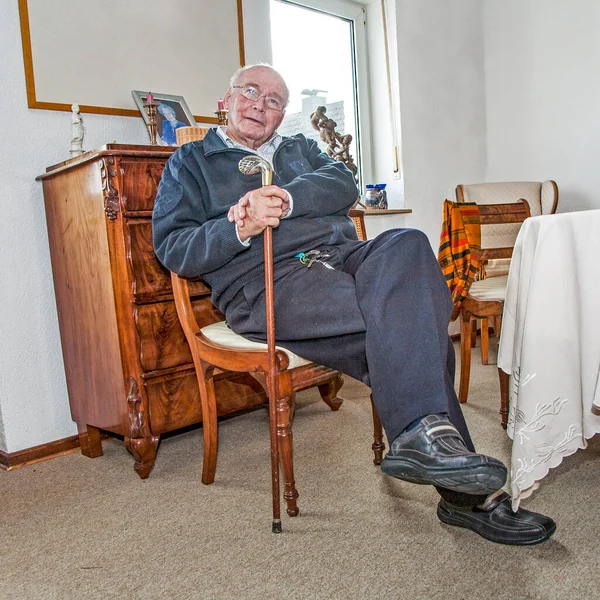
[
  {"left": 170, "top": 212, "right": 384, "bottom": 530},
  {"left": 458, "top": 199, "right": 531, "bottom": 428},
  {"left": 456, "top": 181, "right": 558, "bottom": 365},
  {"left": 349, "top": 208, "right": 367, "bottom": 241}
]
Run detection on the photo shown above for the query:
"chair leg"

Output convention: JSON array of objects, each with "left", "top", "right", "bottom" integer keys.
[
  {"left": 318, "top": 375, "right": 344, "bottom": 411},
  {"left": 480, "top": 318, "right": 489, "bottom": 365},
  {"left": 498, "top": 368, "right": 510, "bottom": 429},
  {"left": 370, "top": 394, "right": 385, "bottom": 465},
  {"left": 492, "top": 315, "right": 501, "bottom": 336},
  {"left": 470, "top": 319, "right": 478, "bottom": 348},
  {"left": 198, "top": 376, "right": 219, "bottom": 485},
  {"left": 459, "top": 312, "right": 473, "bottom": 403},
  {"left": 276, "top": 387, "right": 299, "bottom": 517}
]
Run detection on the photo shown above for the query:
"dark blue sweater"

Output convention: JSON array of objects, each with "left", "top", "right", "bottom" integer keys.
[{"left": 152, "top": 128, "right": 359, "bottom": 312}]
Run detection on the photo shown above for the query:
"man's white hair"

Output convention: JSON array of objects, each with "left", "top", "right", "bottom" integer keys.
[{"left": 229, "top": 63, "right": 289, "bottom": 106}]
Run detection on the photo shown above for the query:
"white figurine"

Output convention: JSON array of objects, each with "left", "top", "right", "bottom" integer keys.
[{"left": 70, "top": 103, "right": 85, "bottom": 156}]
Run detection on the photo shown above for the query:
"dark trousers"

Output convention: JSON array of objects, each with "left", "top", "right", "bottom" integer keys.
[{"left": 227, "top": 229, "right": 488, "bottom": 507}]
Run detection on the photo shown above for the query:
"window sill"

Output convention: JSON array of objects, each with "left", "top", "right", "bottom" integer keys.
[{"left": 356, "top": 208, "right": 412, "bottom": 215}]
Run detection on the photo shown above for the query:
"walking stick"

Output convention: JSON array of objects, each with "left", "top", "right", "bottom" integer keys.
[{"left": 238, "top": 156, "right": 282, "bottom": 533}]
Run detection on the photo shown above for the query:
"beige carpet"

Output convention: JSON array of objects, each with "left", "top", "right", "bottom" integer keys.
[{"left": 2, "top": 341, "right": 599, "bottom": 600}]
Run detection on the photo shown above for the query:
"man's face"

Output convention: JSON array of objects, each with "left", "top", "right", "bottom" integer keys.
[{"left": 223, "top": 66, "right": 287, "bottom": 150}]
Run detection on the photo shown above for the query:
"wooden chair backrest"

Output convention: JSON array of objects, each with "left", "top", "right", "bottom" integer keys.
[
  {"left": 348, "top": 209, "right": 367, "bottom": 241},
  {"left": 171, "top": 208, "right": 367, "bottom": 341},
  {"left": 456, "top": 181, "right": 558, "bottom": 216},
  {"left": 172, "top": 270, "right": 292, "bottom": 374},
  {"left": 476, "top": 199, "right": 531, "bottom": 262},
  {"left": 171, "top": 273, "right": 202, "bottom": 341},
  {"left": 171, "top": 212, "right": 368, "bottom": 368}
]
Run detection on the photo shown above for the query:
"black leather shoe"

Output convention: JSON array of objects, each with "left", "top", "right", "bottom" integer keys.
[
  {"left": 437, "top": 491, "right": 557, "bottom": 545},
  {"left": 380, "top": 414, "right": 507, "bottom": 494}
]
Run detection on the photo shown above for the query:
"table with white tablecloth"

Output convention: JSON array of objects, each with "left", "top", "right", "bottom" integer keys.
[{"left": 498, "top": 209, "right": 600, "bottom": 510}]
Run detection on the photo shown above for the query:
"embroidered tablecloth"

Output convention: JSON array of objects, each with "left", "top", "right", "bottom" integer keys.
[{"left": 498, "top": 209, "right": 600, "bottom": 510}]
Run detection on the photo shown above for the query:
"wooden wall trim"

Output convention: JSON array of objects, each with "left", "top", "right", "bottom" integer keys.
[
  {"left": 17, "top": 0, "right": 36, "bottom": 108},
  {"left": 237, "top": 0, "right": 246, "bottom": 67},
  {"left": 0, "top": 435, "right": 100, "bottom": 471}
]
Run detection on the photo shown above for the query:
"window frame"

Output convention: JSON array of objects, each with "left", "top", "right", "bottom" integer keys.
[{"left": 270, "top": 0, "right": 373, "bottom": 189}]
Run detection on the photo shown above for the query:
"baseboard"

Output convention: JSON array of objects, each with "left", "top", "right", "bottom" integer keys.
[{"left": 0, "top": 435, "right": 84, "bottom": 471}]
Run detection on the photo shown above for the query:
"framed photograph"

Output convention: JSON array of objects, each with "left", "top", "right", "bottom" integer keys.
[{"left": 132, "top": 91, "right": 198, "bottom": 146}]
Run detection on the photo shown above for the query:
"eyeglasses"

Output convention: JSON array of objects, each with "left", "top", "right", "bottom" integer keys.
[{"left": 232, "top": 84, "right": 286, "bottom": 112}]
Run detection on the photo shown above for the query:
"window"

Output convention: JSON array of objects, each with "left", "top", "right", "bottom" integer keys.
[{"left": 269, "top": 0, "right": 370, "bottom": 187}]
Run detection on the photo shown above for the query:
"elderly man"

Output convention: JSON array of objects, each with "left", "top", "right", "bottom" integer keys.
[{"left": 153, "top": 63, "right": 555, "bottom": 545}]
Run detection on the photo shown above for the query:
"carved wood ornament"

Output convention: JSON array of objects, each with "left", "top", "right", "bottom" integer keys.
[
  {"left": 100, "top": 156, "right": 120, "bottom": 219},
  {"left": 124, "top": 376, "right": 160, "bottom": 479},
  {"left": 310, "top": 105, "right": 358, "bottom": 182},
  {"left": 126, "top": 377, "right": 148, "bottom": 438}
]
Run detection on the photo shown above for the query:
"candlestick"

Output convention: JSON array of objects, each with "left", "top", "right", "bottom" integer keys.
[
  {"left": 143, "top": 96, "right": 159, "bottom": 145},
  {"left": 215, "top": 99, "right": 228, "bottom": 126}
]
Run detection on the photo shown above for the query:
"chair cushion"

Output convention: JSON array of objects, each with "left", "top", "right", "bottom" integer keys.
[
  {"left": 468, "top": 275, "right": 508, "bottom": 302},
  {"left": 484, "top": 258, "right": 511, "bottom": 278},
  {"left": 201, "top": 321, "right": 310, "bottom": 369}
]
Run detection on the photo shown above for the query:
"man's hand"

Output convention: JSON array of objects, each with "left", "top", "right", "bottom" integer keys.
[{"left": 228, "top": 185, "right": 290, "bottom": 241}]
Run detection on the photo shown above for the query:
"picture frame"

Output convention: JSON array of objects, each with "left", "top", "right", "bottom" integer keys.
[
  {"left": 132, "top": 91, "right": 198, "bottom": 146},
  {"left": 19, "top": 0, "right": 244, "bottom": 123}
]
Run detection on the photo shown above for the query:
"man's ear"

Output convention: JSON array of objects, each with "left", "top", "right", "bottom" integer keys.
[{"left": 223, "top": 89, "right": 232, "bottom": 110}]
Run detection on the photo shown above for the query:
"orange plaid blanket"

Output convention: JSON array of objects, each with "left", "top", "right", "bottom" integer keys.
[{"left": 438, "top": 200, "right": 481, "bottom": 321}]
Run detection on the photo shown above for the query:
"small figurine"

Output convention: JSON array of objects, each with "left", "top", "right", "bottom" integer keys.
[
  {"left": 310, "top": 105, "right": 358, "bottom": 182},
  {"left": 70, "top": 103, "right": 85, "bottom": 156}
]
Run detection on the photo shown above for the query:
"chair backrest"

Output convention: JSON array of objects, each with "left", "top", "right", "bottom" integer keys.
[
  {"left": 456, "top": 181, "right": 558, "bottom": 216},
  {"left": 456, "top": 181, "right": 555, "bottom": 250},
  {"left": 171, "top": 211, "right": 368, "bottom": 366},
  {"left": 171, "top": 273, "right": 204, "bottom": 345},
  {"left": 348, "top": 209, "right": 367, "bottom": 241},
  {"left": 171, "top": 272, "right": 295, "bottom": 374},
  {"left": 171, "top": 203, "right": 368, "bottom": 372},
  {"left": 475, "top": 199, "right": 531, "bottom": 263}
]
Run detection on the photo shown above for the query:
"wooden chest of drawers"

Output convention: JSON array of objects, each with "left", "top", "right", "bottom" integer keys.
[{"left": 38, "top": 145, "right": 267, "bottom": 477}]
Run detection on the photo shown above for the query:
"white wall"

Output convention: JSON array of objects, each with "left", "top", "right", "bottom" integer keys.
[
  {"left": 484, "top": 0, "right": 600, "bottom": 212},
  {"left": 394, "top": 0, "right": 487, "bottom": 246},
  {"left": 0, "top": 0, "right": 272, "bottom": 453},
  {"left": 366, "top": 0, "right": 405, "bottom": 209},
  {"left": 0, "top": 1, "right": 146, "bottom": 452},
  {"left": 363, "top": 0, "right": 487, "bottom": 245}
]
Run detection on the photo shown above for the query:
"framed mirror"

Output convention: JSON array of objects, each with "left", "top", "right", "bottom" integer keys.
[{"left": 18, "top": 0, "right": 245, "bottom": 123}]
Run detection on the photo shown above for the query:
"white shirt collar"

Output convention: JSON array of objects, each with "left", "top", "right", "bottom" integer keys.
[{"left": 216, "top": 126, "right": 282, "bottom": 167}]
